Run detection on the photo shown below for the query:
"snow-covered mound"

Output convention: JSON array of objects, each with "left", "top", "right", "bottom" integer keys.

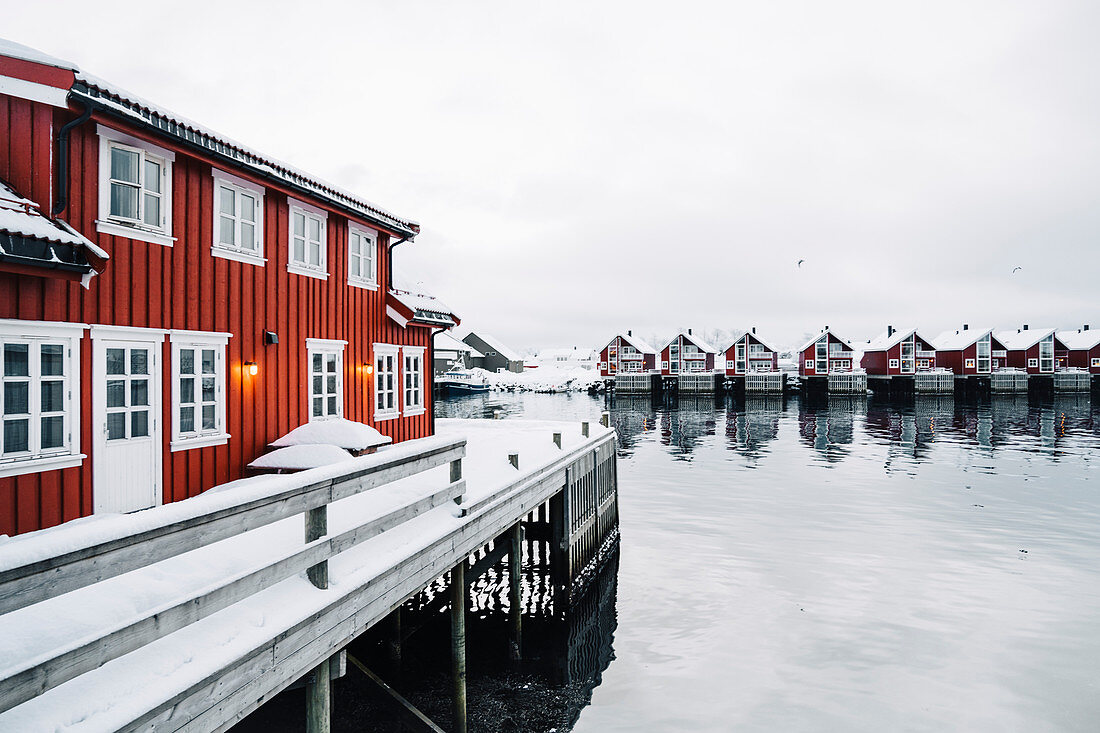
[
  {"left": 248, "top": 444, "right": 354, "bottom": 471},
  {"left": 467, "top": 364, "right": 604, "bottom": 393},
  {"left": 269, "top": 418, "right": 392, "bottom": 451}
]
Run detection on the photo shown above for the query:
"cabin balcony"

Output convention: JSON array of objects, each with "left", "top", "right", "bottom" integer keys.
[
  {"left": 828, "top": 350, "right": 854, "bottom": 359},
  {"left": 916, "top": 350, "right": 936, "bottom": 358}
]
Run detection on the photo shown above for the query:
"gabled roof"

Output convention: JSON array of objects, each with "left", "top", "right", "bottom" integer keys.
[
  {"left": 863, "top": 327, "right": 933, "bottom": 352},
  {"left": 388, "top": 272, "right": 458, "bottom": 327},
  {"left": 0, "top": 37, "right": 419, "bottom": 238},
  {"left": 605, "top": 333, "right": 658, "bottom": 355},
  {"left": 664, "top": 332, "right": 718, "bottom": 354},
  {"left": 725, "top": 330, "right": 778, "bottom": 354},
  {"left": 434, "top": 331, "right": 485, "bottom": 358},
  {"left": 465, "top": 332, "right": 522, "bottom": 362},
  {"left": 1058, "top": 329, "right": 1100, "bottom": 350},
  {"left": 797, "top": 329, "right": 855, "bottom": 353},
  {"left": 932, "top": 327, "right": 995, "bottom": 351},
  {"left": 994, "top": 327, "right": 1057, "bottom": 351},
  {"left": 0, "top": 179, "right": 108, "bottom": 286}
]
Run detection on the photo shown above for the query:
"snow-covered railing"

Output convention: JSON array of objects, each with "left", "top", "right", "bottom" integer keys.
[{"left": 0, "top": 435, "right": 466, "bottom": 713}]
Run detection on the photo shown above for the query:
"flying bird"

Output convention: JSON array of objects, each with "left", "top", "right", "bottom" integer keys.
[
  {"left": 1012, "top": 266, "right": 1022, "bottom": 274},
  {"left": 797, "top": 259, "right": 805, "bottom": 268}
]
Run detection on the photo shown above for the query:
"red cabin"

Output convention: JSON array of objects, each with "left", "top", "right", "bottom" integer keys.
[
  {"left": 994, "top": 327, "right": 1070, "bottom": 374},
  {"left": 798, "top": 329, "right": 856, "bottom": 376},
  {"left": 660, "top": 331, "right": 717, "bottom": 375},
  {"left": 598, "top": 332, "right": 657, "bottom": 376},
  {"left": 723, "top": 330, "right": 778, "bottom": 376},
  {"left": 1058, "top": 326, "right": 1100, "bottom": 374},
  {"left": 0, "top": 40, "right": 458, "bottom": 536},
  {"left": 932, "top": 326, "right": 1008, "bottom": 375},
  {"left": 860, "top": 327, "right": 937, "bottom": 376}
]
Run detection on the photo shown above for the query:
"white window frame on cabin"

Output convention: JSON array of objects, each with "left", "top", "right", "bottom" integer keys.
[
  {"left": 306, "top": 339, "right": 346, "bottom": 421},
  {"left": 211, "top": 168, "right": 265, "bottom": 266},
  {"left": 889, "top": 359, "right": 900, "bottom": 369},
  {"left": 1028, "top": 358, "right": 1039, "bottom": 368},
  {"left": 1091, "top": 358, "right": 1100, "bottom": 368},
  {"left": 402, "top": 346, "right": 425, "bottom": 417},
  {"left": 96, "top": 125, "right": 176, "bottom": 247},
  {"left": 624, "top": 360, "right": 641, "bottom": 373},
  {"left": 169, "top": 331, "right": 231, "bottom": 451},
  {"left": 374, "top": 344, "right": 400, "bottom": 421},
  {"left": 599, "top": 362, "right": 607, "bottom": 371},
  {"left": 805, "top": 359, "right": 815, "bottom": 372},
  {"left": 348, "top": 225, "right": 378, "bottom": 289},
  {"left": 965, "top": 359, "right": 976, "bottom": 369},
  {"left": 0, "top": 320, "right": 87, "bottom": 478},
  {"left": 287, "top": 197, "right": 328, "bottom": 280}
]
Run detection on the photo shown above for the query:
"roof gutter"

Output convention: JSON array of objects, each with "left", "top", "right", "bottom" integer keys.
[{"left": 53, "top": 98, "right": 92, "bottom": 216}]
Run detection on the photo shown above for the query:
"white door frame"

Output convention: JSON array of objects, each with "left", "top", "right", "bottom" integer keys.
[{"left": 91, "top": 325, "right": 167, "bottom": 514}]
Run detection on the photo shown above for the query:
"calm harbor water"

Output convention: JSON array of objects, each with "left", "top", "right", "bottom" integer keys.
[{"left": 436, "top": 391, "right": 1100, "bottom": 732}]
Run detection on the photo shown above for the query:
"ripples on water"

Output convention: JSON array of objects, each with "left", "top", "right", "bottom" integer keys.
[{"left": 436, "top": 392, "right": 1100, "bottom": 732}]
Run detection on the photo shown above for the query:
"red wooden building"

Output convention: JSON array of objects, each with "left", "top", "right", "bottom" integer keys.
[
  {"left": 1058, "top": 326, "right": 1100, "bottom": 373},
  {"left": 597, "top": 332, "right": 657, "bottom": 376},
  {"left": 0, "top": 40, "right": 457, "bottom": 536},
  {"left": 660, "top": 331, "right": 717, "bottom": 375},
  {"left": 993, "top": 327, "right": 1069, "bottom": 374},
  {"left": 798, "top": 329, "right": 856, "bottom": 376},
  {"left": 860, "top": 327, "right": 937, "bottom": 375},
  {"left": 932, "top": 326, "right": 1008, "bottom": 375},
  {"left": 723, "top": 329, "right": 778, "bottom": 376}
]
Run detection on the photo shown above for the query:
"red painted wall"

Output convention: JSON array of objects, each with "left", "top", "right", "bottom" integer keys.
[
  {"left": 724, "top": 334, "right": 777, "bottom": 376},
  {"left": 1066, "top": 345, "right": 1100, "bottom": 373},
  {"left": 0, "top": 94, "right": 434, "bottom": 535}
]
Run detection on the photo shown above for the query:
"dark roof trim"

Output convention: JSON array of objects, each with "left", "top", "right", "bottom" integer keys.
[{"left": 0, "top": 232, "right": 93, "bottom": 275}]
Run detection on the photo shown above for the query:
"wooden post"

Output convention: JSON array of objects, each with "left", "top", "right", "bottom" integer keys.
[
  {"left": 306, "top": 657, "right": 331, "bottom": 733},
  {"left": 509, "top": 523, "right": 523, "bottom": 662},
  {"left": 600, "top": 411, "right": 610, "bottom": 428},
  {"left": 508, "top": 453, "right": 519, "bottom": 470},
  {"left": 305, "top": 506, "right": 328, "bottom": 589},
  {"left": 450, "top": 562, "right": 467, "bottom": 733},
  {"left": 552, "top": 432, "right": 562, "bottom": 449},
  {"left": 549, "top": 490, "right": 567, "bottom": 617},
  {"left": 581, "top": 421, "right": 589, "bottom": 438},
  {"left": 387, "top": 606, "right": 402, "bottom": 669}
]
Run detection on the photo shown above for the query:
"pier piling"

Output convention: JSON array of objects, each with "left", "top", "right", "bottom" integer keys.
[
  {"left": 509, "top": 524, "right": 523, "bottom": 662},
  {"left": 450, "top": 562, "right": 467, "bottom": 733},
  {"left": 305, "top": 657, "right": 331, "bottom": 733}
]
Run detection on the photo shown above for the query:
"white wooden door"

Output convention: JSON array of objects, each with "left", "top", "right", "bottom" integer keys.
[{"left": 93, "top": 336, "right": 162, "bottom": 514}]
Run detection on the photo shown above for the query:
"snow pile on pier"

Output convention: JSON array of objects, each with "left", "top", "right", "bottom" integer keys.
[
  {"left": 269, "top": 418, "right": 392, "bottom": 451},
  {"left": 469, "top": 364, "right": 603, "bottom": 393}
]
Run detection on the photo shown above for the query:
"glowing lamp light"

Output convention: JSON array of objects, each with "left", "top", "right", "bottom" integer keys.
[
  {"left": 365, "top": 364, "right": 375, "bottom": 376},
  {"left": 245, "top": 361, "right": 259, "bottom": 376}
]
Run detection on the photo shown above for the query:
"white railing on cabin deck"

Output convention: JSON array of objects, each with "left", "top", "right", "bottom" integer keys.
[
  {"left": 916, "top": 350, "right": 936, "bottom": 358},
  {"left": 0, "top": 435, "right": 467, "bottom": 713}
]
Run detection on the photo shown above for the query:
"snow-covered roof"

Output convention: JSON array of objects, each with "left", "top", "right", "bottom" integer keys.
[
  {"left": 247, "top": 444, "right": 354, "bottom": 471},
  {"left": 0, "top": 37, "right": 418, "bottom": 237},
  {"left": 610, "top": 333, "right": 657, "bottom": 355},
  {"left": 389, "top": 272, "right": 457, "bottom": 327},
  {"left": 797, "top": 330, "right": 855, "bottom": 352},
  {"left": 1057, "top": 329, "right": 1100, "bottom": 350},
  {"left": 932, "top": 327, "right": 995, "bottom": 351},
  {"left": 0, "top": 181, "right": 96, "bottom": 250},
  {"left": 269, "top": 418, "right": 392, "bottom": 452},
  {"left": 465, "top": 332, "right": 522, "bottom": 362},
  {"left": 863, "top": 327, "right": 931, "bottom": 352},
  {"left": 725, "top": 330, "right": 779, "bottom": 354},
  {"left": 435, "top": 331, "right": 484, "bottom": 358},
  {"left": 994, "top": 327, "right": 1058, "bottom": 350},
  {"left": 665, "top": 332, "right": 718, "bottom": 354}
]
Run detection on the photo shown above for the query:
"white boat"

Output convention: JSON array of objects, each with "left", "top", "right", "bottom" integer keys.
[{"left": 437, "top": 371, "right": 490, "bottom": 394}]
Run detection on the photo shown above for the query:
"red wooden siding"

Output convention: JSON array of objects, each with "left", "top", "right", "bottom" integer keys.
[{"left": 0, "top": 96, "right": 434, "bottom": 536}]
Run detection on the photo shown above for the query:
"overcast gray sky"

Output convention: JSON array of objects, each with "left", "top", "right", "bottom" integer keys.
[{"left": 6, "top": 1, "right": 1099, "bottom": 352}]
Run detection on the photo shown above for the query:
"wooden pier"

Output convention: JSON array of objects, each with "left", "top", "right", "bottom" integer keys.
[{"left": 0, "top": 418, "right": 619, "bottom": 733}]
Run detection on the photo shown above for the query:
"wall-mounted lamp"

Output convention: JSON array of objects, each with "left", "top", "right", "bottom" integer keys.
[
  {"left": 364, "top": 364, "right": 375, "bottom": 376},
  {"left": 245, "top": 361, "right": 259, "bottom": 376},
  {"left": 263, "top": 331, "right": 279, "bottom": 345}
]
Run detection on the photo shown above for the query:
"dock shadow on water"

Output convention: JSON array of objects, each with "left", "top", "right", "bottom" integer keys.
[{"left": 233, "top": 548, "right": 619, "bottom": 733}]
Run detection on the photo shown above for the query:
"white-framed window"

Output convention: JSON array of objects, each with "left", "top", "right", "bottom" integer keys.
[
  {"left": 170, "top": 331, "right": 230, "bottom": 451},
  {"left": 965, "top": 359, "right": 976, "bottom": 369},
  {"left": 0, "top": 320, "right": 87, "bottom": 477},
  {"left": 661, "top": 361, "right": 669, "bottom": 370},
  {"left": 306, "top": 339, "right": 346, "bottom": 420},
  {"left": 211, "top": 169, "right": 265, "bottom": 266},
  {"left": 1091, "top": 358, "right": 1100, "bottom": 368},
  {"left": 889, "top": 359, "right": 900, "bottom": 369},
  {"left": 726, "top": 360, "right": 735, "bottom": 370},
  {"left": 1028, "top": 358, "right": 1039, "bottom": 368},
  {"left": 624, "top": 360, "right": 641, "bottom": 373},
  {"left": 403, "top": 346, "right": 425, "bottom": 416},
  {"left": 288, "top": 198, "right": 328, "bottom": 279},
  {"left": 599, "top": 362, "right": 607, "bottom": 371},
  {"left": 374, "top": 344, "right": 400, "bottom": 421},
  {"left": 348, "top": 225, "right": 378, "bottom": 289},
  {"left": 805, "top": 360, "right": 815, "bottom": 372},
  {"left": 749, "top": 343, "right": 765, "bottom": 354},
  {"left": 96, "top": 125, "right": 176, "bottom": 247}
]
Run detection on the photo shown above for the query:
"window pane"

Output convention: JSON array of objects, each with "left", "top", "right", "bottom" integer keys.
[
  {"left": 111, "top": 147, "right": 140, "bottom": 183},
  {"left": 131, "top": 410, "right": 149, "bottom": 438},
  {"left": 241, "top": 222, "right": 255, "bottom": 250},
  {"left": 313, "top": 397, "right": 323, "bottom": 417},
  {"left": 219, "top": 215, "right": 235, "bottom": 245},
  {"left": 312, "top": 353, "right": 322, "bottom": 372},
  {"left": 326, "top": 375, "right": 336, "bottom": 393},
  {"left": 202, "top": 377, "right": 215, "bottom": 402},
  {"left": 41, "top": 381, "right": 64, "bottom": 413},
  {"left": 41, "top": 416, "right": 64, "bottom": 449},
  {"left": 180, "top": 377, "right": 194, "bottom": 404},
  {"left": 294, "top": 212, "right": 305, "bottom": 236},
  {"left": 106, "top": 380, "right": 126, "bottom": 408},
  {"left": 241, "top": 194, "right": 255, "bottom": 222},
  {"left": 111, "top": 182, "right": 139, "bottom": 219},
  {"left": 350, "top": 253, "right": 359, "bottom": 277},
  {"left": 202, "top": 404, "right": 215, "bottom": 430},
  {"left": 107, "top": 348, "right": 126, "bottom": 375},
  {"left": 309, "top": 241, "right": 321, "bottom": 266},
  {"left": 294, "top": 237, "right": 305, "bottom": 262},
  {"left": 180, "top": 349, "right": 195, "bottom": 374},
  {"left": 131, "top": 379, "right": 148, "bottom": 407},
  {"left": 202, "top": 350, "right": 215, "bottom": 374},
  {"left": 313, "top": 375, "right": 323, "bottom": 395},
  {"left": 219, "top": 185, "right": 234, "bottom": 215},
  {"left": 327, "top": 396, "right": 336, "bottom": 414},
  {"left": 180, "top": 405, "right": 194, "bottom": 433},
  {"left": 3, "top": 419, "right": 29, "bottom": 453},
  {"left": 107, "top": 412, "right": 126, "bottom": 440},
  {"left": 131, "top": 350, "right": 148, "bottom": 375},
  {"left": 308, "top": 217, "right": 320, "bottom": 240},
  {"left": 326, "top": 354, "right": 336, "bottom": 372},
  {"left": 143, "top": 193, "right": 160, "bottom": 227},
  {"left": 4, "top": 344, "right": 28, "bottom": 376},
  {"left": 41, "top": 344, "right": 64, "bottom": 376},
  {"left": 4, "top": 382, "right": 29, "bottom": 414},
  {"left": 144, "top": 159, "right": 161, "bottom": 193}
]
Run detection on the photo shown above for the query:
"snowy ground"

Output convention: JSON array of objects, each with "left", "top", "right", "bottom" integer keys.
[{"left": 466, "top": 364, "right": 602, "bottom": 393}]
